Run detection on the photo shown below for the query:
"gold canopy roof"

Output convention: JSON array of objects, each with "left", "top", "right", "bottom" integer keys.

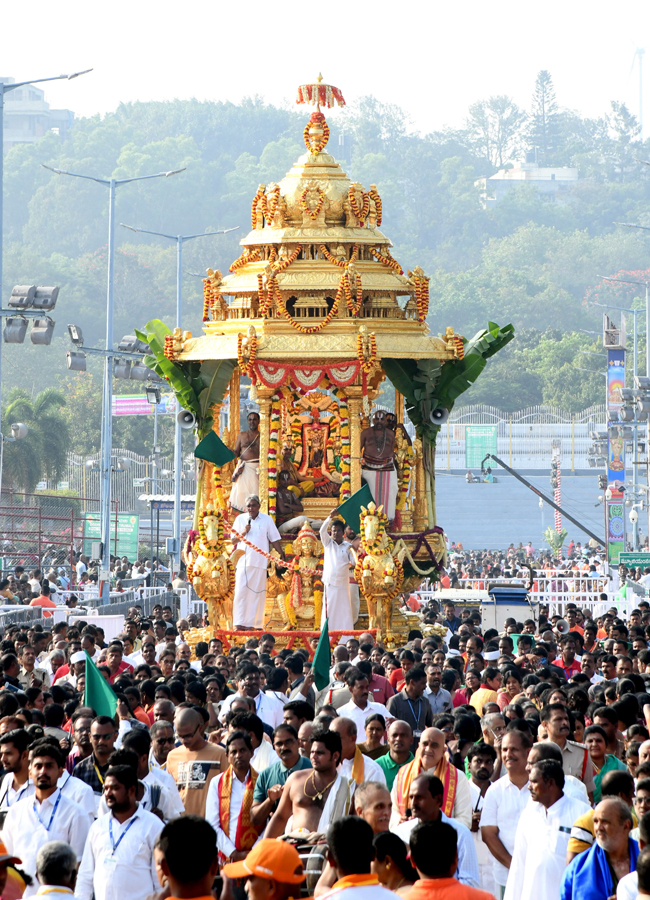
[{"left": 177, "top": 88, "right": 458, "bottom": 363}]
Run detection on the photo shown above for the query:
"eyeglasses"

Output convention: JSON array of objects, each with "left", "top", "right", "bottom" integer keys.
[
  {"left": 155, "top": 736, "right": 176, "bottom": 744},
  {"left": 176, "top": 723, "right": 200, "bottom": 742}
]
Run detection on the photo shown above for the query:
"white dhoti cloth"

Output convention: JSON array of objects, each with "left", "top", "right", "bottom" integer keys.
[
  {"left": 322, "top": 583, "right": 354, "bottom": 633},
  {"left": 361, "top": 467, "right": 398, "bottom": 520},
  {"left": 350, "top": 583, "right": 360, "bottom": 625},
  {"left": 233, "top": 561, "right": 267, "bottom": 628},
  {"left": 229, "top": 460, "right": 259, "bottom": 512}
]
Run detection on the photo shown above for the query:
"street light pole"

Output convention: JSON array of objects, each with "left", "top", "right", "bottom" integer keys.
[
  {"left": 120, "top": 222, "right": 237, "bottom": 576},
  {"left": 43, "top": 166, "right": 185, "bottom": 598},
  {"left": 0, "top": 69, "right": 91, "bottom": 440}
]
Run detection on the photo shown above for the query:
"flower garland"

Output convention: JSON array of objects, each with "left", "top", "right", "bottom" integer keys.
[
  {"left": 300, "top": 185, "right": 326, "bottom": 221},
  {"left": 202, "top": 276, "right": 215, "bottom": 322},
  {"left": 276, "top": 288, "right": 340, "bottom": 334},
  {"left": 357, "top": 332, "right": 377, "bottom": 374},
  {"left": 370, "top": 247, "right": 403, "bottom": 275},
  {"left": 348, "top": 186, "right": 369, "bottom": 223},
  {"left": 237, "top": 331, "right": 258, "bottom": 378},
  {"left": 264, "top": 185, "right": 280, "bottom": 225},
  {"left": 412, "top": 273, "right": 430, "bottom": 324},
  {"left": 332, "top": 387, "right": 351, "bottom": 501},
  {"left": 342, "top": 272, "right": 363, "bottom": 316},
  {"left": 267, "top": 395, "right": 282, "bottom": 519},
  {"left": 303, "top": 111, "right": 330, "bottom": 154},
  {"left": 369, "top": 186, "right": 383, "bottom": 226},
  {"left": 164, "top": 334, "right": 175, "bottom": 359},
  {"left": 320, "top": 243, "right": 359, "bottom": 269},
  {"left": 229, "top": 527, "right": 323, "bottom": 576},
  {"left": 396, "top": 449, "right": 413, "bottom": 511},
  {"left": 212, "top": 464, "right": 228, "bottom": 513},
  {"left": 452, "top": 335, "right": 464, "bottom": 360},
  {"left": 251, "top": 186, "right": 266, "bottom": 228},
  {"left": 229, "top": 248, "right": 261, "bottom": 273},
  {"left": 297, "top": 84, "right": 345, "bottom": 108}
]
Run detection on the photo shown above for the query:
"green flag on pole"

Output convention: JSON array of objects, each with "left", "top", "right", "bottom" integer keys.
[
  {"left": 312, "top": 618, "right": 331, "bottom": 691},
  {"left": 83, "top": 651, "right": 117, "bottom": 718}
]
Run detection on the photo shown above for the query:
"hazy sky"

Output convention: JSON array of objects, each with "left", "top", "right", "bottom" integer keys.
[{"left": 3, "top": 0, "right": 650, "bottom": 137}]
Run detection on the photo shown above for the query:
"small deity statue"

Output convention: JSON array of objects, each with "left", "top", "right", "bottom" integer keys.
[
  {"left": 185, "top": 504, "right": 235, "bottom": 631},
  {"left": 443, "top": 326, "right": 464, "bottom": 359},
  {"left": 205, "top": 268, "right": 227, "bottom": 320},
  {"left": 275, "top": 522, "right": 324, "bottom": 630},
  {"left": 301, "top": 180, "right": 327, "bottom": 226},
  {"left": 335, "top": 243, "right": 347, "bottom": 263}
]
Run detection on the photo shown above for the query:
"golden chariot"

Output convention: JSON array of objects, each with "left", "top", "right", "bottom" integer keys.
[{"left": 157, "top": 78, "right": 468, "bottom": 650}]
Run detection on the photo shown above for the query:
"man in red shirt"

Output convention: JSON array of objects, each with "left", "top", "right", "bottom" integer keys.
[
  {"left": 551, "top": 633, "right": 581, "bottom": 679},
  {"left": 29, "top": 584, "right": 57, "bottom": 617},
  {"left": 105, "top": 641, "right": 134, "bottom": 683}
]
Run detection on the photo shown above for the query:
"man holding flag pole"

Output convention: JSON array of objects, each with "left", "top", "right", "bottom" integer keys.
[{"left": 319, "top": 507, "right": 356, "bottom": 633}]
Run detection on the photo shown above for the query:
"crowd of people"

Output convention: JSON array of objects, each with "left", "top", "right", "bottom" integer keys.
[{"left": 0, "top": 589, "right": 649, "bottom": 899}]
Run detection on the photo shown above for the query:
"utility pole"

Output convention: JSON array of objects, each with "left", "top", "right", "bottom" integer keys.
[
  {"left": 120, "top": 223, "right": 237, "bottom": 577},
  {"left": 43, "top": 165, "right": 185, "bottom": 598},
  {"left": 0, "top": 69, "right": 91, "bottom": 436}
]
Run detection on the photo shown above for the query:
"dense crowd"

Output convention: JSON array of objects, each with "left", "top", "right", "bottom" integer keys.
[{"left": 0, "top": 587, "right": 648, "bottom": 900}]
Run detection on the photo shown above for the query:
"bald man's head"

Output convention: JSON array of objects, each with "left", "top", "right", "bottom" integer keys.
[
  {"left": 640, "top": 740, "right": 650, "bottom": 767},
  {"left": 329, "top": 717, "right": 357, "bottom": 760},
  {"left": 175, "top": 707, "right": 204, "bottom": 749}
]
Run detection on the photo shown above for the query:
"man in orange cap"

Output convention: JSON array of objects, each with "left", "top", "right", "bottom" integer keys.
[{"left": 223, "top": 838, "right": 306, "bottom": 900}]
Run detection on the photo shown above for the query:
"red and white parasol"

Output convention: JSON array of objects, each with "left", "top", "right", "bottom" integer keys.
[{"left": 297, "top": 74, "right": 345, "bottom": 110}]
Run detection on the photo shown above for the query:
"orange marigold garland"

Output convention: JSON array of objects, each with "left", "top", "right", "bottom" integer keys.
[
  {"left": 369, "top": 186, "right": 383, "bottom": 226},
  {"left": 412, "top": 273, "right": 430, "bottom": 324},
  {"left": 251, "top": 186, "right": 266, "bottom": 228},
  {"left": 268, "top": 396, "right": 281, "bottom": 519},
  {"left": 370, "top": 247, "right": 403, "bottom": 275},
  {"left": 342, "top": 272, "right": 363, "bottom": 316},
  {"left": 300, "top": 186, "right": 326, "bottom": 221},
  {"left": 164, "top": 334, "right": 175, "bottom": 359},
  {"left": 276, "top": 289, "right": 340, "bottom": 334},
  {"left": 332, "top": 387, "right": 351, "bottom": 501},
  {"left": 357, "top": 332, "right": 377, "bottom": 373},
  {"left": 265, "top": 185, "right": 280, "bottom": 225},
  {"left": 452, "top": 335, "right": 464, "bottom": 360},
  {"left": 320, "top": 243, "right": 359, "bottom": 268},
  {"left": 348, "top": 186, "right": 369, "bottom": 222},
  {"left": 237, "top": 331, "right": 258, "bottom": 378},
  {"left": 303, "top": 111, "right": 330, "bottom": 154},
  {"left": 229, "top": 248, "right": 261, "bottom": 273}
]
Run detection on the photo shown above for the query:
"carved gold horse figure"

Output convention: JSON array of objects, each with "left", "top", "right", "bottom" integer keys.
[
  {"left": 185, "top": 504, "right": 235, "bottom": 631},
  {"left": 354, "top": 502, "right": 405, "bottom": 640}
]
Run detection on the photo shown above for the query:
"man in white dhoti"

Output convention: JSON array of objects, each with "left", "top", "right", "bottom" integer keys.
[
  {"left": 229, "top": 412, "right": 261, "bottom": 513},
  {"left": 232, "top": 495, "right": 283, "bottom": 630},
  {"left": 320, "top": 513, "right": 356, "bottom": 631},
  {"left": 360, "top": 411, "right": 398, "bottom": 522}
]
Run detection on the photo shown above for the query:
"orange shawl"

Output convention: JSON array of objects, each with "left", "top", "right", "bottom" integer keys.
[
  {"left": 394, "top": 749, "right": 457, "bottom": 819},
  {"left": 217, "top": 766, "right": 259, "bottom": 861}
]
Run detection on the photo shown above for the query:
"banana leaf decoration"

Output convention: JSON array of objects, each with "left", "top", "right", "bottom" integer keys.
[
  {"left": 135, "top": 319, "right": 235, "bottom": 439},
  {"left": 383, "top": 321, "right": 514, "bottom": 525}
]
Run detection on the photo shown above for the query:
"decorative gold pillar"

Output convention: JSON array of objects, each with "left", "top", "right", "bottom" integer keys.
[
  {"left": 229, "top": 368, "right": 240, "bottom": 441},
  {"left": 413, "top": 443, "right": 427, "bottom": 531},
  {"left": 395, "top": 389, "right": 404, "bottom": 424},
  {"left": 347, "top": 393, "right": 363, "bottom": 494},
  {"left": 257, "top": 390, "right": 274, "bottom": 513}
]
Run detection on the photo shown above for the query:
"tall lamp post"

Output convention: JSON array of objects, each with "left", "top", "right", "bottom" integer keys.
[
  {"left": 0, "top": 68, "right": 92, "bottom": 435},
  {"left": 42, "top": 166, "right": 185, "bottom": 598},
  {"left": 120, "top": 222, "right": 237, "bottom": 576}
]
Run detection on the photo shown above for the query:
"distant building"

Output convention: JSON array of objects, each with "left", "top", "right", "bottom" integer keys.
[
  {"left": 1, "top": 78, "right": 74, "bottom": 150},
  {"left": 476, "top": 152, "right": 578, "bottom": 207}
]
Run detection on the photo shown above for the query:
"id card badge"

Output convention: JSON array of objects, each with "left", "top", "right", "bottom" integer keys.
[
  {"left": 103, "top": 857, "right": 118, "bottom": 874},
  {"left": 413, "top": 730, "right": 423, "bottom": 739}
]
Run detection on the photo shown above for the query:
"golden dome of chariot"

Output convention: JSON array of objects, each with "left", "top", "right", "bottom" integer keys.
[{"left": 177, "top": 77, "right": 457, "bottom": 363}]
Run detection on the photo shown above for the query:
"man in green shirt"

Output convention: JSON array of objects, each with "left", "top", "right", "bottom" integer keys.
[
  {"left": 377, "top": 719, "right": 414, "bottom": 790},
  {"left": 250, "top": 723, "right": 312, "bottom": 830}
]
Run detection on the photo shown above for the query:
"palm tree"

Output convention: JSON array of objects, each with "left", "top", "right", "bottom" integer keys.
[{"left": 2, "top": 388, "right": 70, "bottom": 494}]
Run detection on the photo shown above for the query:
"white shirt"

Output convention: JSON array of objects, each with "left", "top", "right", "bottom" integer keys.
[
  {"left": 393, "top": 812, "right": 480, "bottom": 887},
  {"left": 320, "top": 518, "right": 355, "bottom": 586},
  {"left": 219, "top": 690, "right": 285, "bottom": 729},
  {"left": 251, "top": 740, "right": 280, "bottom": 773},
  {"left": 75, "top": 561, "right": 87, "bottom": 579},
  {"left": 564, "top": 775, "right": 589, "bottom": 803},
  {"left": 205, "top": 769, "right": 259, "bottom": 858},
  {"left": 4, "top": 789, "right": 92, "bottom": 897},
  {"left": 468, "top": 780, "right": 495, "bottom": 877},
  {"left": 480, "top": 775, "right": 531, "bottom": 886},
  {"left": 336, "top": 699, "right": 393, "bottom": 738},
  {"left": 58, "top": 771, "right": 96, "bottom": 818},
  {"left": 233, "top": 512, "right": 281, "bottom": 568},
  {"left": 0, "top": 773, "right": 31, "bottom": 809},
  {"left": 339, "top": 754, "right": 387, "bottom": 787},
  {"left": 34, "top": 888, "right": 80, "bottom": 900},
  {"left": 97, "top": 778, "right": 179, "bottom": 822},
  {"left": 616, "top": 870, "right": 638, "bottom": 900},
  {"left": 503, "top": 794, "right": 591, "bottom": 900},
  {"left": 319, "top": 883, "right": 397, "bottom": 900},
  {"left": 144, "top": 766, "right": 184, "bottom": 816},
  {"left": 76, "top": 806, "right": 164, "bottom": 900}
]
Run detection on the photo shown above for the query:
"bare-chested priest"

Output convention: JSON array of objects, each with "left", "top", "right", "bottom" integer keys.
[
  {"left": 230, "top": 411, "right": 261, "bottom": 513},
  {"left": 264, "top": 728, "right": 354, "bottom": 839},
  {"left": 360, "top": 410, "right": 398, "bottom": 522}
]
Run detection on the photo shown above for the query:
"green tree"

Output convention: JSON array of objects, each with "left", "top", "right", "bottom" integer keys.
[
  {"left": 465, "top": 96, "right": 527, "bottom": 167},
  {"left": 2, "top": 388, "right": 70, "bottom": 492},
  {"left": 529, "top": 71, "right": 560, "bottom": 164}
]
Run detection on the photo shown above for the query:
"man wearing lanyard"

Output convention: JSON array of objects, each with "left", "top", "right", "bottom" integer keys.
[
  {"left": 72, "top": 716, "right": 117, "bottom": 814},
  {"left": 0, "top": 729, "right": 31, "bottom": 814},
  {"left": 76, "top": 764, "right": 163, "bottom": 900},
  {"left": 386, "top": 666, "right": 433, "bottom": 751},
  {"left": 3, "top": 740, "right": 91, "bottom": 897}
]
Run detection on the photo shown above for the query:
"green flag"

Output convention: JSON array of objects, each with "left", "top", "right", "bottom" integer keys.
[
  {"left": 312, "top": 618, "right": 331, "bottom": 691},
  {"left": 83, "top": 651, "right": 117, "bottom": 718},
  {"left": 336, "top": 482, "right": 374, "bottom": 535}
]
